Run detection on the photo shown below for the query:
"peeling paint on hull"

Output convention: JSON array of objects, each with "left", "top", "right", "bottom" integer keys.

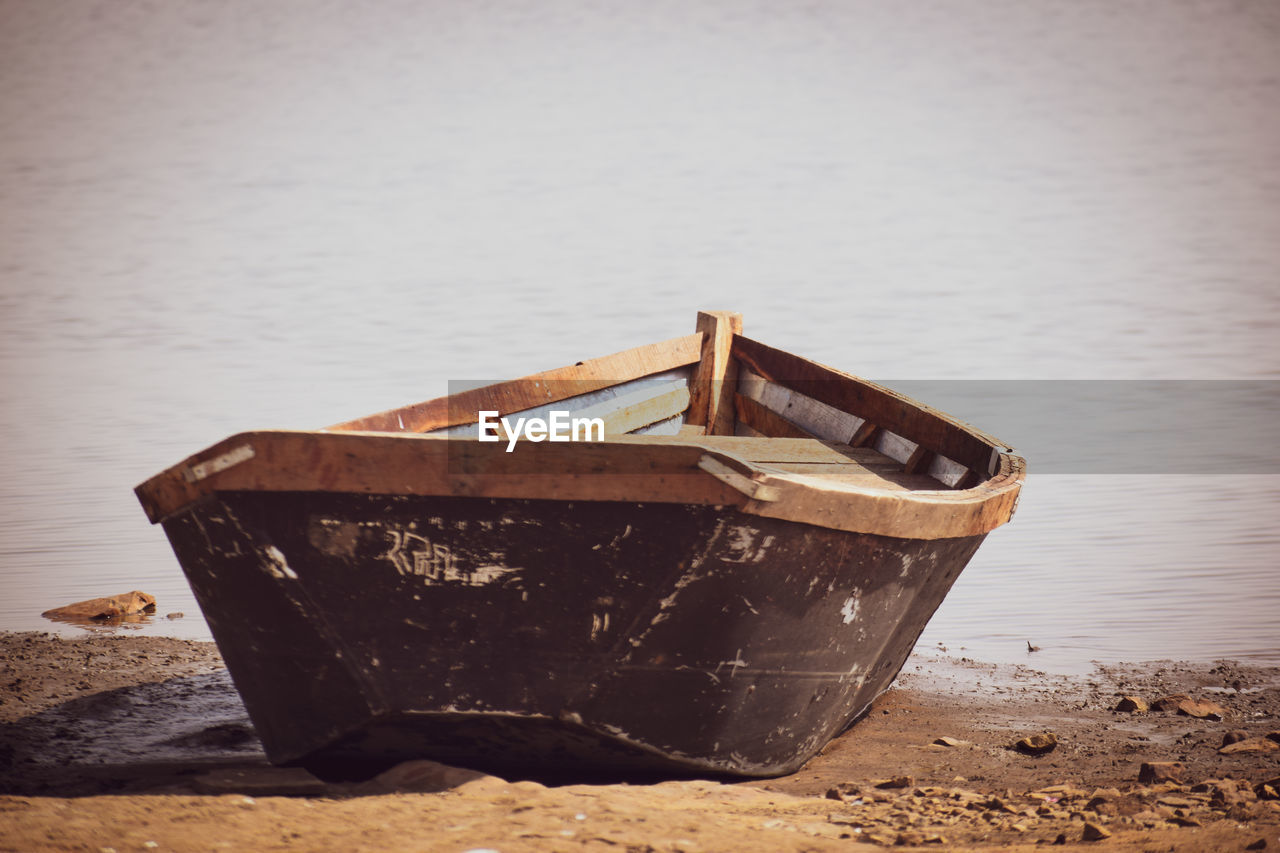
[{"left": 162, "top": 492, "right": 985, "bottom": 778}]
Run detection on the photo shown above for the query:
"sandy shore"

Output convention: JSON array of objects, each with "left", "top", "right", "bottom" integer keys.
[{"left": 2, "top": 632, "right": 1277, "bottom": 852}]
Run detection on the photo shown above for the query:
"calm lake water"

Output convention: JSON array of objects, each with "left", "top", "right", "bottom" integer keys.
[{"left": 2, "top": 0, "right": 1277, "bottom": 674}]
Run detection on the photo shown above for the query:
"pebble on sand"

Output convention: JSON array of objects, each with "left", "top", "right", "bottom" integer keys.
[
  {"left": 1218, "top": 737, "right": 1279, "bottom": 755},
  {"left": 1138, "top": 761, "right": 1185, "bottom": 784},
  {"left": 1013, "top": 733, "right": 1058, "bottom": 755},
  {"left": 1150, "top": 694, "right": 1191, "bottom": 712},
  {"left": 1113, "top": 695, "right": 1148, "bottom": 713},
  {"left": 1176, "top": 698, "right": 1227, "bottom": 720},
  {"left": 1081, "top": 822, "right": 1112, "bottom": 841}
]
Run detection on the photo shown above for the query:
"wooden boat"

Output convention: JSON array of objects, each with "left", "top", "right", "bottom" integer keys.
[{"left": 135, "top": 311, "right": 1024, "bottom": 780}]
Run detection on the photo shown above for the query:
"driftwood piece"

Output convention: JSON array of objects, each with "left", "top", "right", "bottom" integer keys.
[{"left": 42, "top": 591, "right": 156, "bottom": 621}]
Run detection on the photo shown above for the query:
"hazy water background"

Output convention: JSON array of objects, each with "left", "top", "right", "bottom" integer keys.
[{"left": 2, "top": 0, "right": 1277, "bottom": 674}]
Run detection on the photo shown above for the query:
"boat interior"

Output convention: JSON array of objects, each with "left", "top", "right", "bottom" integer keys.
[{"left": 330, "top": 311, "right": 1011, "bottom": 495}]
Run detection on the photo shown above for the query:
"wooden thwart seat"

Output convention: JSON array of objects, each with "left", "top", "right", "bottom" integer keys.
[
  {"left": 684, "top": 435, "right": 942, "bottom": 492},
  {"left": 617, "top": 434, "right": 942, "bottom": 492}
]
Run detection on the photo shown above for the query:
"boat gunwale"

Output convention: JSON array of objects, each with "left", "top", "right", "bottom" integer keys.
[
  {"left": 134, "top": 428, "right": 1023, "bottom": 539},
  {"left": 136, "top": 314, "right": 1024, "bottom": 539}
]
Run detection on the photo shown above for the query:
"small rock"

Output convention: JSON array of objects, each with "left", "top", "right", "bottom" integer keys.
[
  {"left": 932, "top": 736, "right": 966, "bottom": 748},
  {"left": 1160, "top": 793, "right": 1205, "bottom": 807},
  {"left": 1267, "top": 731, "right": 1280, "bottom": 745},
  {"left": 826, "top": 782, "right": 861, "bottom": 801},
  {"left": 1052, "top": 833, "right": 1067, "bottom": 845},
  {"left": 1114, "top": 696, "right": 1149, "bottom": 713},
  {"left": 874, "top": 775, "right": 914, "bottom": 789},
  {"left": 41, "top": 591, "right": 156, "bottom": 621},
  {"left": 1013, "top": 733, "right": 1058, "bottom": 755},
  {"left": 1150, "top": 693, "right": 1191, "bottom": 711},
  {"left": 1082, "top": 822, "right": 1112, "bottom": 841},
  {"left": 1177, "top": 698, "right": 1227, "bottom": 720},
  {"left": 827, "top": 813, "right": 863, "bottom": 826},
  {"left": 166, "top": 612, "right": 184, "bottom": 620},
  {"left": 1085, "top": 797, "right": 1117, "bottom": 816},
  {"left": 1218, "top": 737, "right": 1279, "bottom": 755},
  {"left": 982, "top": 796, "right": 1019, "bottom": 814},
  {"left": 1222, "top": 730, "right": 1250, "bottom": 746},
  {"left": 1138, "top": 762, "right": 1185, "bottom": 785},
  {"left": 1245, "top": 838, "right": 1267, "bottom": 850},
  {"left": 1254, "top": 778, "right": 1280, "bottom": 801}
]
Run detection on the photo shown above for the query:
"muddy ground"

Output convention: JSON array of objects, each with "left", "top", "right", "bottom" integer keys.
[{"left": 1, "top": 631, "right": 1278, "bottom": 852}]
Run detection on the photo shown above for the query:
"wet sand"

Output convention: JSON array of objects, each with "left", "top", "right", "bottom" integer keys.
[{"left": 2, "top": 631, "right": 1278, "bottom": 851}]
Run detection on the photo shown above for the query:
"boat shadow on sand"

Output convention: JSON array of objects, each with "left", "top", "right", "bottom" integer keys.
[
  {"left": 0, "top": 670, "right": 272, "bottom": 797},
  {"left": 0, "top": 670, "right": 756, "bottom": 797}
]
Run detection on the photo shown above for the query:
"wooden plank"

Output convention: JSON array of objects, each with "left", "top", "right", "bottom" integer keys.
[
  {"left": 851, "top": 421, "right": 879, "bottom": 447},
  {"left": 679, "top": 423, "right": 707, "bottom": 437},
  {"left": 874, "top": 430, "right": 919, "bottom": 465},
  {"left": 732, "top": 335, "right": 1006, "bottom": 474},
  {"left": 710, "top": 352, "right": 741, "bottom": 438},
  {"left": 903, "top": 445, "right": 934, "bottom": 475},
  {"left": 927, "top": 453, "right": 968, "bottom": 487},
  {"left": 686, "top": 311, "right": 742, "bottom": 435},
  {"left": 329, "top": 333, "right": 703, "bottom": 433},
  {"left": 612, "top": 434, "right": 896, "bottom": 466},
  {"left": 744, "top": 453, "right": 1025, "bottom": 539},
  {"left": 738, "top": 368, "right": 865, "bottom": 444},
  {"left": 599, "top": 386, "right": 690, "bottom": 435},
  {"left": 762, "top": 466, "right": 940, "bottom": 492},
  {"left": 734, "top": 393, "right": 818, "bottom": 440},
  {"left": 136, "top": 429, "right": 1025, "bottom": 539},
  {"left": 752, "top": 461, "right": 903, "bottom": 476},
  {"left": 697, "top": 455, "right": 780, "bottom": 502},
  {"left": 135, "top": 431, "right": 751, "bottom": 523}
]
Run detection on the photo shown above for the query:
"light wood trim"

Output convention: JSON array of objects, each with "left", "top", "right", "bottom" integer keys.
[
  {"left": 686, "top": 311, "right": 742, "bottom": 436},
  {"left": 330, "top": 333, "right": 703, "bottom": 433},
  {"left": 599, "top": 386, "right": 691, "bottom": 435},
  {"left": 903, "top": 445, "right": 934, "bottom": 475},
  {"left": 732, "top": 335, "right": 1007, "bottom": 474},
  {"left": 136, "top": 431, "right": 749, "bottom": 524},
  {"left": 744, "top": 453, "right": 1024, "bottom": 538},
  {"left": 734, "top": 393, "right": 819, "bottom": 439},
  {"left": 135, "top": 430, "right": 1024, "bottom": 539},
  {"left": 759, "top": 464, "right": 940, "bottom": 492},
  {"left": 697, "top": 455, "right": 780, "bottom": 502},
  {"left": 645, "top": 434, "right": 889, "bottom": 464},
  {"left": 738, "top": 368, "right": 866, "bottom": 444},
  {"left": 851, "top": 421, "right": 879, "bottom": 447}
]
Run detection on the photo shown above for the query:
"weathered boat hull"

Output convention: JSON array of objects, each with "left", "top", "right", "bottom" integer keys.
[{"left": 163, "top": 490, "right": 985, "bottom": 778}]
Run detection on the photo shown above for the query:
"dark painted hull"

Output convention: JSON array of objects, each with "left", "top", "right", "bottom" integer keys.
[{"left": 163, "top": 491, "right": 984, "bottom": 778}]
